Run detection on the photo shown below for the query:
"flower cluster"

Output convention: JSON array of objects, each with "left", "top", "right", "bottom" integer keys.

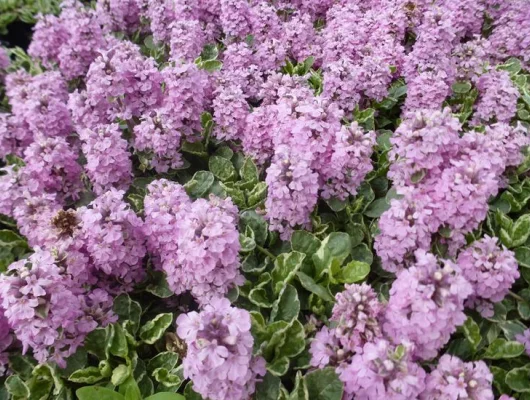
[
  {"left": 376, "top": 109, "right": 528, "bottom": 272},
  {"left": 457, "top": 236, "right": 519, "bottom": 315},
  {"left": 176, "top": 298, "right": 266, "bottom": 400},
  {"left": 29, "top": 0, "right": 105, "bottom": 79},
  {"left": 0, "top": 250, "right": 115, "bottom": 366},
  {"left": 76, "top": 189, "right": 147, "bottom": 291},
  {"left": 339, "top": 339, "right": 426, "bottom": 400},
  {"left": 0, "top": 0, "right": 529, "bottom": 395},
  {"left": 262, "top": 96, "right": 375, "bottom": 239},
  {"left": 3, "top": 70, "right": 72, "bottom": 146},
  {"left": 0, "top": 306, "right": 13, "bottom": 375},
  {"left": 472, "top": 70, "right": 519, "bottom": 125},
  {"left": 80, "top": 124, "right": 132, "bottom": 195},
  {"left": 310, "top": 284, "right": 383, "bottom": 369},
  {"left": 421, "top": 355, "right": 494, "bottom": 400},
  {"left": 5, "top": 188, "right": 146, "bottom": 293},
  {"left": 144, "top": 180, "right": 243, "bottom": 304},
  {"left": 383, "top": 250, "right": 472, "bottom": 360}
]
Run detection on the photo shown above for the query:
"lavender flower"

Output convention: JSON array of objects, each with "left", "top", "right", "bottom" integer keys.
[
  {"left": 173, "top": 195, "right": 243, "bottom": 304},
  {"left": 421, "top": 355, "right": 494, "bottom": 400},
  {"left": 383, "top": 250, "right": 473, "bottom": 360},
  {"left": 21, "top": 136, "right": 83, "bottom": 203},
  {"left": 0, "top": 249, "right": 115, "bottom": 366},
  {"left": 80, "top": 124, "right": 132, "bottom": 195},
  {"left": 339, "top": 339, "right": 426, "bottom": 400},
  {"left": 265, "top": 145, "right": 319, "bottom": 240},
  {"left": 133, "top": 108, "right": 184, "bottom": 173},
  {"left": 0, "top": 305, "right": 13, "bottom": 375},
  {"left": 144, "top": 180, "right": 243, "bottom": 304},
  {"left": 177, "top": 297, "right": 266, "bottom": 400},
  {"left": 310, "top": 284, "right": 384, "bottom": 370},
  {"left": 472, "top": 70, "right": 519, "bottom": 125},
  {"left": 78, "top": 189, "right": 146, "bottom": 292},
  {"left": 457, "top": 236, "right": 519, "bottom": 305}
]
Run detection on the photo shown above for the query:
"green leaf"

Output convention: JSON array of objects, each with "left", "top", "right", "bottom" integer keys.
[
  {"left": 152, "top": 368, "right": 182, "bottom": 388},
  {"left": 100, "top": 360, "right": 112, "bottom": 378},
  {"left": 491, "top": 366, "right": 510, "bottom": 394},
  {"left": 5, "top": 375, "right": 29, "bottom": 398},
  {"left": 27, "top": 378, "right": 53, "bottom": 400},
  {"left": 267, "top": 356, "right": 290, "bottom": 377},
  {"left": 139, "top": 313, "right": 173, "bottom": 344},
  {"left": 8, "top": 354, "right": 36, "bottom": 380},
  {"left": 350, "top": 244, "right": 374, "bottom": 265},
  {"left": 0, "top": 230, "right": 27, "bottom": 248},
  {"left": 305, "top": 368, "right": 344, "bottom": 400},
  {"left": 255, "top": 373, "right": 281, "bottom": 400},
  {"left": 201, "top": 60, "right": 223, "bottom": 72},
  {"left": 181, "top": 141, "right": 207, "bottom": 157},
  {"left": 506, "top": 365, "right": 530, "bottom": 393},
  {"left": 146, "top": 271, "right": 174, "bottom": 298},
  {"left": 364, "top": 198, "right": 390, "bottom": 218},
  {"left": 270, "top": 284, "right": 300, "bottom": 323},
  {"left": 516, "top": 247, "right": 530, "bottom": 268},
  {"left": 138, "top": 376, "right": 154, "bottom": 398},
  {"left": 184, "top": 382, "right": 204, "bottom": 400},
  {"left": 247, "top": 181, "right": 267, "bottom": 207},
  {"left": 410, "top": 169, "right": 427, "bottom": 184},
  {"left": 240, "top": 210, "right": 268, "bottom": 246},
  {"left": 32, "top": 363, "right": 64, "bottom": 396},
  {"left": 462, "top": 317, "right": 481, "bottom": 350},
  {"left": 499, "top": 320, "right": 527, "bottom": 340},
  {"left": 279, "top": 320, "right": 306, "bottom": 358},
  {"left": 113, "top": 294, "right": 142, "bottom": 335},
  {"left": 291, "top": 231, "right": 321, "bottom": 256},
  {"left": 68, "top": 367, "right": 104, "bottom": 384},
  {"left": 76, "top": 386, "right": 125, "bottom": 400},
  {"left": 110, "top": 323, "right": 129, "bottom": 358},
  {"left": 200, "top": 44, "right": 218, "bottom": 61},
  {"left": 127, "top": 194, "right": 144, "bottom": 212},
  {"left": 240, "top": 232, "right": 256, "bottom": 252},
  {"left": 271, "top": 252, "right": 305, "bottom": 294},
  {"left": 209, "top": 156, "right": 237, "bottom": 182},
  {"left": 519, "top": 289, "right": 530, "bottom": 319},
  {"left": 498, "top": 57, "right": 522, "bottom": 74},
  {"left": 147, "top": 352, "right": 179, "bottom": 374},
  {"left": 219, "top": 182, "right": 246, "bottom": 208},
  {"left": 123, "top": 377, "right": 142, "bottom": 400},
  {"left": 483, "top": 339, "right": 525, "bottom": 359},
  {"left": 290, "top": 371, "right": 309, "bottom": 400},
  {"left": 312, "top": 233, "right": 352, "bottom": 280},
  {"left": 111, "top": 365, "right": 130, "bottom": 386},
  {"left": 240, "top": 157, "right": 259, "bottom": 183},
  {"left": 325, "top": 197, "right": 348, "bottom": 212},
  {"left": 144, "top": 394, "right": 186, "bottom": 400},
  {"left": 323, "top": 232, "right": 351, "bottom": 263},
  {"left": 296, "top": 272, "right": 334, "bottom": 302},
  {"left": 452, "top": 81, "right": 472, "bottom": 94},
  {"left": 249, "top": 287, "right": 273, "bottom": 308},
  {"left": 60, "top": 348, "right": 88, "bottom": 378},
  {"left": 340, "top": 260, "right": 370, "bottom": 283},
  {"left": 511, "top": 215, "right": 530, "bottom": 247},
  {"left": 184, "top": 171, "right": 214, "bottom": 198}
]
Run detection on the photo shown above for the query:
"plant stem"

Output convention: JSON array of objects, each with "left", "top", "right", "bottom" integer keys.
[
  {"left": 257, "top": 245, "right": 276, "bottom": 260},
  {"left": 509, "top": 290, "right": 525, "bottom": 302}
]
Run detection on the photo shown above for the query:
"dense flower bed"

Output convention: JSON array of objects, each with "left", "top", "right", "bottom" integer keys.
[{"left": 0, "top": 0, "right": 530, "bottom": 399}]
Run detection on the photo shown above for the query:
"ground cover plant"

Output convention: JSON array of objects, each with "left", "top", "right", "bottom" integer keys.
[{"left": 0, "top": 0, "right": 530, "bottom": 399}]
